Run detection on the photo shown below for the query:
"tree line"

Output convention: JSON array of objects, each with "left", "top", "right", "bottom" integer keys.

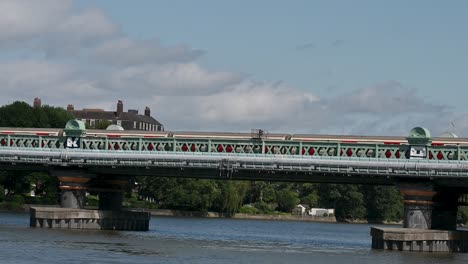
[{"left": 0, "top": 101, "right": 467, "bottom": 224}]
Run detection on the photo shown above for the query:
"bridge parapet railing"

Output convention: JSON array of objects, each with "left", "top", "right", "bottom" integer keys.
[
  {"left": 2, "top": 134, "right": 468, "bottom": 162},
  {"left": 0, "top": 135, "right": 63, "bottom": 149}
]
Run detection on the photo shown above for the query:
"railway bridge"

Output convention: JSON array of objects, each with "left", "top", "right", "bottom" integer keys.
[{"left": 1, "top": 120, "right": 468, "bottom": 252}]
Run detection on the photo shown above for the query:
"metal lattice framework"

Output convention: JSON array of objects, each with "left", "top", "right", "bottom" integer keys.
[
  {"left": 0, "top": 134, "right": 467, "bottom": 160},
  {"left": 2, "top": 123, "right": 468, "bottom": 185}
]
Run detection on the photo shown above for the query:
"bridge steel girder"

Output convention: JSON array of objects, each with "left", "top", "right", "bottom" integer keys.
[
  {"left": 1, "top": 132, "right": 468, "bottom": 161},
  {"left": 2, "top": 148, "right": 468, "bottom": 187}
]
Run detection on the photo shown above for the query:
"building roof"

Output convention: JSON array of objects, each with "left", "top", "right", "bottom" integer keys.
[{"left": 70, "top": 110, "right": 163, "bottom": 126}]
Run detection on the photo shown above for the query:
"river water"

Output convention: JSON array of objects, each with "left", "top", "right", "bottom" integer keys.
[{"left": 0, "top": 212, "right": 467, "bottom": 264}]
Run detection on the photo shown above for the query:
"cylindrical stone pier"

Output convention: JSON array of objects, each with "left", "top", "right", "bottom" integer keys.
[
  {"left": 371, "top": 182, "right": 465, "bottom": 252},
  {"left": 34, "top": 170, "right": 149, "bottom": 231},
  {"left": 399, "top": 188, "right": 436, "bottom": 229},
  {"left": 54, "top": 172, "right": 92, "bottom": 209}
]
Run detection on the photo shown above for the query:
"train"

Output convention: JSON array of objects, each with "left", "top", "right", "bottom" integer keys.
[{"left": 0, "top": 127, "right": 466, "bottom": 146}]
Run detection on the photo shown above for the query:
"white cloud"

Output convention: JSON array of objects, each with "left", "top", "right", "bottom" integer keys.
[
  {"left": 0, "top": 0, "right": 71, "bottom": 42},
  {"left": 332, "top": 81, "right": 445, "bottom": 115},
  {"left": 56, "top": 8, "right": 118, "bottom": 41},
  {"left": 93, "top": 38, "right": 204, "bottom": 66},
  {"left": 104, "top": 63, "right": 244, "bottom": 96}
]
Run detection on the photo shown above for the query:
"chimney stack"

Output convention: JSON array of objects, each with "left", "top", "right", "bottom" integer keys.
[
  {"left": 144, "top": 106, "right": 151, "bottom": 117},
  {"left": 67, "top": 104, "right": 74, "bottom": 111},
  {"left": 117, "top": 100, "right": 123, "bottom": 116},
  {"left": 33, "top": 98, "right": 42, "bottom": 108}
]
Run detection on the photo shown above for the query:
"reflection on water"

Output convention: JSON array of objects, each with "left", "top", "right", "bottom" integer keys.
[{"left": 0, "top": 212, "right": 467, "bottom": 264}]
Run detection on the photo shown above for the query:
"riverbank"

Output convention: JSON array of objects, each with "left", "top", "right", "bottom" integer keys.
[
  {"left": 149, "top": 209, "right": 337, "bottom": 223},
  {"left": 11, "top": 204, "right": 409, "bottom": 224},
  {"left": 7, "top": 204, "right": 337, "bottom": 223}
]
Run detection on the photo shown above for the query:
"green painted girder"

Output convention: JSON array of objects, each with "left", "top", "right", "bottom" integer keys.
[{"left": 0, "top": 134, "right": 465, "bottom": 161}]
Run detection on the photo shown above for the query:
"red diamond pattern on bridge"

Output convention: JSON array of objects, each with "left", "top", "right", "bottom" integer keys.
[
  {"left": 191, "top": 144, "right": 196, "bottom": 152},
  {"left": 226, "top": 145, "right": 233, "bottom": 153},
  {"left": 114, "top": 143, "right": 120, "bottom": 150},
  {"left": 437, "top": 151, "right": 444, "bottom": 160},
  {"left": 385, "top": 150, "right": 392, "bottom": 158},
  {"left": 395, "top": 151, "right": 400, "bottom": 158},
  {"left": 308, "top": 148, "right": 315, "bottom": 156},
  {"left": 217, "top": 145, "right": 224, "bottom": 152},
  {"left": 346, "top": 148, "right": 353, "bottom": 157},
  {"left": 182, "top": 144, "right": 188, "bottom": 152},
  {"left": 429, "top": 152, "right": 434, "bottom": 159},
  {"left": 1, "top": 139, "right": 6, "bottom": 146},
  {"left": 148, "top": 143, "right": 154, "bottom": 151}
]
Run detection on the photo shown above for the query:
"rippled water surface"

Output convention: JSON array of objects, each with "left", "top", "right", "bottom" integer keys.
[{"left": 0, "top": 212, "right": 467, "bottom": 263}]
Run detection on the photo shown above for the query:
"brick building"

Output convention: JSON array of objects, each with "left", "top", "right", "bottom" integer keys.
[{"left": 67, "top": 100, "right": 164, "bottom": 131}]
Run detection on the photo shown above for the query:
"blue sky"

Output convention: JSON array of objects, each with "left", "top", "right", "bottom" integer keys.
[
  {"left": 0, "top": 0, "right": 467, "bottom": 135},
  {"left": 77, "top": 0, "right": 468, "bottom": 100}
]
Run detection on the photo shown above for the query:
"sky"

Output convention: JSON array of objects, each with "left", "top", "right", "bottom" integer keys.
[{"left": 1, "top": 0, "right": 468, "bottom": 136}]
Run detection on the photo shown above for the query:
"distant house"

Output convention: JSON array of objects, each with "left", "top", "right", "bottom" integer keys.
[
  {"left": 67, "top": 100, "right": 164, "bottom": 131},
  {"left": 308, "top": 208, "right": 334, "bottom": 217}
]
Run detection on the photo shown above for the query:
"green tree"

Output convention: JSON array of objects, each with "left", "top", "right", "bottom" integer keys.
[
  {"left": 215, "top": 181, "right": 250, "bottom": 216},
  {"left": 318, "top": 184, "right": 366, "bottom": 221},
  {"left": 363, "top": 186, "right": 403, "bottom": 223},
  {"left": 457, "top": 206, "right": 468, "bottom": 225},
  {"left": 0, "top": 101, "right": 73, "bottom": 128},
  {"left": 0, "top": 101, "right": 36, "bottom": 127},
  {"left": 276, "top": 188, "right": 300, "bottom": 212},
  {"left": 41, "top": 105, "right": 74, "bottom": 128}
]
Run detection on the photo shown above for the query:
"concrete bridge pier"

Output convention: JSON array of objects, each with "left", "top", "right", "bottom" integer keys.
[
  {"left": 431, "top": 189, "right": 459, "bottom": 231},
  {"left": 56, "top": 171, "right": 92, "bottom": 209},
  {"left": 371, "top": 182, "right": 468, "bottom": 252},
  {"left": 92, "top": 175, "right": 128, "bottom": 211},
  {"left": 399, "top": 182, "right": 436, "bottom": 229},
  {"left": 30, "top": 170, "right": 150, "bottom": 231}
]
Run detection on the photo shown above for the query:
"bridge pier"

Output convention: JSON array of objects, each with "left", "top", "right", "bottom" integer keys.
[
  {"left": 56, "top": 172, "right": 91, "bottom": 209},
  {"left": 91, "top": 175, "right": 129, "bottom": 211},
  {"left": 371, "top": 182, "right": 467, "bottom": 252},
  {"left": 30, "top": 170, "right": 150, "bottom": 231}
]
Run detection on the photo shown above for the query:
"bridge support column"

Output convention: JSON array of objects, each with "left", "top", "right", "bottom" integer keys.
[
  {"left": 55, "top": 171, "right": 92, "bottom": 209},
  {"left": 431, "top": 189, "right": 459, "bottom": 230},
  {"left": 30, "top": 170, "right": 150, "bottom": 231},
  {"left": 371, "top": 182, "right": 467, "bottom": 252},
  {"left": 92, "top": 175, "right": 129, "bottom": 211},
  {"left": 98, "top": 192, "right": 124, "bottom": 211},
  {"left": 399, "top": 183, "right": 436, "bottom": 229}
]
